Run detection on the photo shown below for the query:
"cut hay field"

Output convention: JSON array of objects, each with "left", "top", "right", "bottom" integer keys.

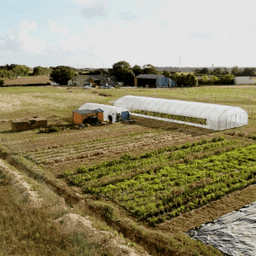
[
  {"left": 1, "top": 85, "right": 256, "bottom": 255},
  {"left": 3, "top": 75, "right": 51, "bottom": 85}
]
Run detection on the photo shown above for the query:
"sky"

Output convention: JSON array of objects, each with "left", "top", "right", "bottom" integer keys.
[{"left": 1, "top": 0, "right": 256, "bottom": 68}]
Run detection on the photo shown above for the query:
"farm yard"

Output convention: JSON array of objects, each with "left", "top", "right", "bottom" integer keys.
[{"left": 1, "top": 85, "right": 256, "bottom": 255}]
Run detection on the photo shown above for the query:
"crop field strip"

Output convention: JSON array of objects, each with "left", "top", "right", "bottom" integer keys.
[
  {"left": 3, "top": 124, "right": 153, "bottom": 152},
  {"left": 63, "top": 136, "right": 256, "bottom": 225},
  {"left": 22, "top": 131, "right": 190, "bottom": 166}
]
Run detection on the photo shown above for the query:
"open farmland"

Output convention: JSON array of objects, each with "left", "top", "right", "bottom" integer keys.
[
  {"left": 1, "top": 85, "right": 256, "bottom": 255},
  {"left": 3, "top": 75, "right": 51, "bottom": 86}
]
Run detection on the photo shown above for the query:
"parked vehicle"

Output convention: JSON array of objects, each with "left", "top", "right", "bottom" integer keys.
[
  {"left": 83, "top": 85, "right": 92, "bottom": 89},
  {"left": 103, "top": 85, "right": 114, "bottom": 89}
]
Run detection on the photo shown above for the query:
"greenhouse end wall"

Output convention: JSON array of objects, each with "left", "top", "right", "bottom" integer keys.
[{"left": 114, "top": 95, "right": 248, "bottom": 131}]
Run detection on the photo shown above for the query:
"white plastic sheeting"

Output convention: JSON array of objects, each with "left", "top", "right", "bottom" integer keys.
[
  {"left": 114, "top": 95, "right": 248, "bottom": 131},
  {"left": 78, "top": 103, "right": 129, "bottom": 122},
  {"left": 186, "top": 201, "right": 256, "bottom": 256}
]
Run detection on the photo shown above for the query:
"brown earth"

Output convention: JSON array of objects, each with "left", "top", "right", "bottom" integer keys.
[
  {"left": 4, "top": 76, "right": 51, "bottom": 85},
  {"left": 3, "top": 118, "right": 213, "bottom": 176}
]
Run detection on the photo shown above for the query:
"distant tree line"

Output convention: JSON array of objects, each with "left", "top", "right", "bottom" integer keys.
[
  {"left": 197, "top": 74, "right": 234, "bottom": 86},
  {"left": 2, "top": 62, "right": 253, "bottom": 87},
  {"left": 194, "top": 67, "right": 256, "bottom": 77},
  {"left": 32, "top": 66, "right": 52, "bottom": 76},
  {"left": 0, "top": 64, "right": 30, "bottom": 78}
]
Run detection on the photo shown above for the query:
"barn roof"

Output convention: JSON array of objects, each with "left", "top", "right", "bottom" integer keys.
[
  {"left": 73, "top": 109, "right": 103, "bottom": 115},
  {"left": 135, "top": 74, "right": 164, "bottom": 79}
]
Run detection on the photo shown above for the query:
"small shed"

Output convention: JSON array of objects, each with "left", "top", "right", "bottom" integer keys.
[
  {"left": 78, "top": 103, "right": 130, "bottom": 123},
  {"left": 234, "top": 76, "right": 254, "bottom": 85},
  {"left": 134, "top": 74, "right": 176, "bottom": 88},
  {"left": 73, "top": 109, "right": 104, "bottom": 124}
]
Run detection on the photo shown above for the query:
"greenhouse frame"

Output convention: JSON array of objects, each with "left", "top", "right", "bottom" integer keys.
[
  {"left": 114, "top": 95, "right": 248, "bottom": 131},
  {"left": 78, "top": 103, "right": 130, "bottom": 123}
]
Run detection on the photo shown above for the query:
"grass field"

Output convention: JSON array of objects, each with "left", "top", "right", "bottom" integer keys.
[
  {"left": 3, "top": 75, "right": 52, "bottom": 85},
  {"left": 1, "top": 85, "right": 256, "bottom": 255}
]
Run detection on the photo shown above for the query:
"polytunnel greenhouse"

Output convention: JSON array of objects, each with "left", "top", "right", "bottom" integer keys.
[
  {"left": 78, "top": 103, "right": 130, "bottom": 123},
  {"left": 114, "top": 95, "right": 248, "bottom": 131}
]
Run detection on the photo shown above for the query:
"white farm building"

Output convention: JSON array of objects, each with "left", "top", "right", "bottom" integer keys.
[
  {"left": 114, "top": 95, "right": 248, "bottom": 131},
  {"left": 234, "top": 76, "right": 254, "bottom": 85},
  {"left": 78, "top": 103, "right": 130, "bottom": 123}
]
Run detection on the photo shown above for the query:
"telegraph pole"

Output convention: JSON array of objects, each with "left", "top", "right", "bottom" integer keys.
[{"left": 177, "top": 56, "right": 183, "bottom": 67}]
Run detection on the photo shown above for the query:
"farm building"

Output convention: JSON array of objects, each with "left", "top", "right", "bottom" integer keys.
[
  {"left": 73, "top": 109, "right": 104, "bottom": 124},
  {"left": 78, "top": 103, "right": 130, "bottom": 123},
  {"left": 134, "top": 74, "right": 176, "bottom": 88},
  {"left": 68, "top": 75, "right": 116, "bottom": 87},
  {"left": 114, "top": 95, "right": 248, "bottom": 131},
  {"left": 234, "top": 76, "right": 254, "bottom": 85}
]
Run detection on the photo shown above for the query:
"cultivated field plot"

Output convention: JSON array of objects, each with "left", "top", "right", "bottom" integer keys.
[
  {"left": 3, "top": 119, "right": 206, "bottom": 175},
  {"left": 64, "top": 136, "right": 255, "bottom": 225},
  {"left": 2, "top": 86, "right": 256, "bottom": 255}
]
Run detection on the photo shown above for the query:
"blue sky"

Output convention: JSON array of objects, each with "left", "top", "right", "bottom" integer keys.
[{"left": 1, "top": 0, "right": 256, "bottom": 68}]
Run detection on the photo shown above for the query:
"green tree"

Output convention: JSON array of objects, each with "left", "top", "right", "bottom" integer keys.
[
  {"left": 231, "top": 66, "right": 240, "bottom": 76},
  {"left": 0, "top": 79, "right": 4, "bottom": 87},
  {"left": 209, "top": 76, "right": 219, "bottom": 85},
  {"left": 241, "top": 67, "right": 255, "bottom": 76},
  {"left": 110, "top": 61, "right": 133, "bottom": 84},
  {"left": 163, "top": 70, "right": 171, "bottom": 78},
  {"left": 89, "top": 69, "right": 108, "bottom": 75},
  {"left": 223, "top": 68, "right": 230, "bottom": 75},
  {"left": 221, "top": 74, "right": 234, "bottom": 85},
  {"left": 170, "top": 72, "right": 178, "bottom": 81},
  {"left": 50, "top": 66, "right": 75, "bottom": 85},
  {"left": 12, "top": 65, "right": 30, "bottom": 76},
  {"left": 132, "top": 65, "right": 142, "bottom": 76},
  {"left": 124, "top": 71, "right": 135, "bottom": 86},
  {"left": 185, "top": 74, "right": 198, "bottom": 87},
  {"left": 33, "top": 66, "right": 45, "bottom": 76},
  {"left": 212, "top": 68, "right": 223, "bottom": 76},
  {"left": 199, "top": 68, "right": 211, "bottom": 75},
  {"left": 142, "top": 64, "right": 159, "bottom": 74},
  {"left": 194, "top": 68, "right": 200, "bottom": 75}
]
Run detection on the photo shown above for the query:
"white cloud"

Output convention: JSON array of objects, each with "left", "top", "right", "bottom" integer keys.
[
  {"left": 59, "top": 32, "right": 93, "bottom": 53},
  {"left": 17, "top": 20, "right": 46, "bottom": 53},
  {"left": 119, "top": 11, "right": 137, "bottom": 21},
  {"left": 48, "top": 20, "right": 70, "bottom": 35},
  {"left": 70, "top": 0, "right": 110, "bottom": 17},
  {"left": 0, "top": 20, "right": 46, "bottom": 54},
  {"left": 20, "top": 20, "right": 37, "bottom": 30},
  {"left": 0, "top": 40, "right": 5, "bottom": 46}
]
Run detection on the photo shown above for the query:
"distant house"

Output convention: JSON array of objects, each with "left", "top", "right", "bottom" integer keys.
[
  {"left": 134, "top": 74, "right": 176, "bottom": 88},
  {"left": 234, "top": 76, "right": 254, "bottom": 85},
  {"left": 68, "top": 75, "right": 116, "bottom": 87}
]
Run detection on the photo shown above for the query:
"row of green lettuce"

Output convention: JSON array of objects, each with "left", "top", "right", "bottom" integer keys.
[{"left": 132, "top": 110, "right": 207, "bottom": 125}]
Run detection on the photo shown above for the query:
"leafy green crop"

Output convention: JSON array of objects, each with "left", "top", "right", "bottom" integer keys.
[
  {"left": 132, "top": 110, "right": 207, "bottom": 125},
  {"left": 64, "top": 136, "right": 256, "bottom": 225}
]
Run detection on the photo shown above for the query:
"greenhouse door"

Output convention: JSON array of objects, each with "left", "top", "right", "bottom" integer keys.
[{"left": 228, "top": 114, "right": 238, "bottom": 129}]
